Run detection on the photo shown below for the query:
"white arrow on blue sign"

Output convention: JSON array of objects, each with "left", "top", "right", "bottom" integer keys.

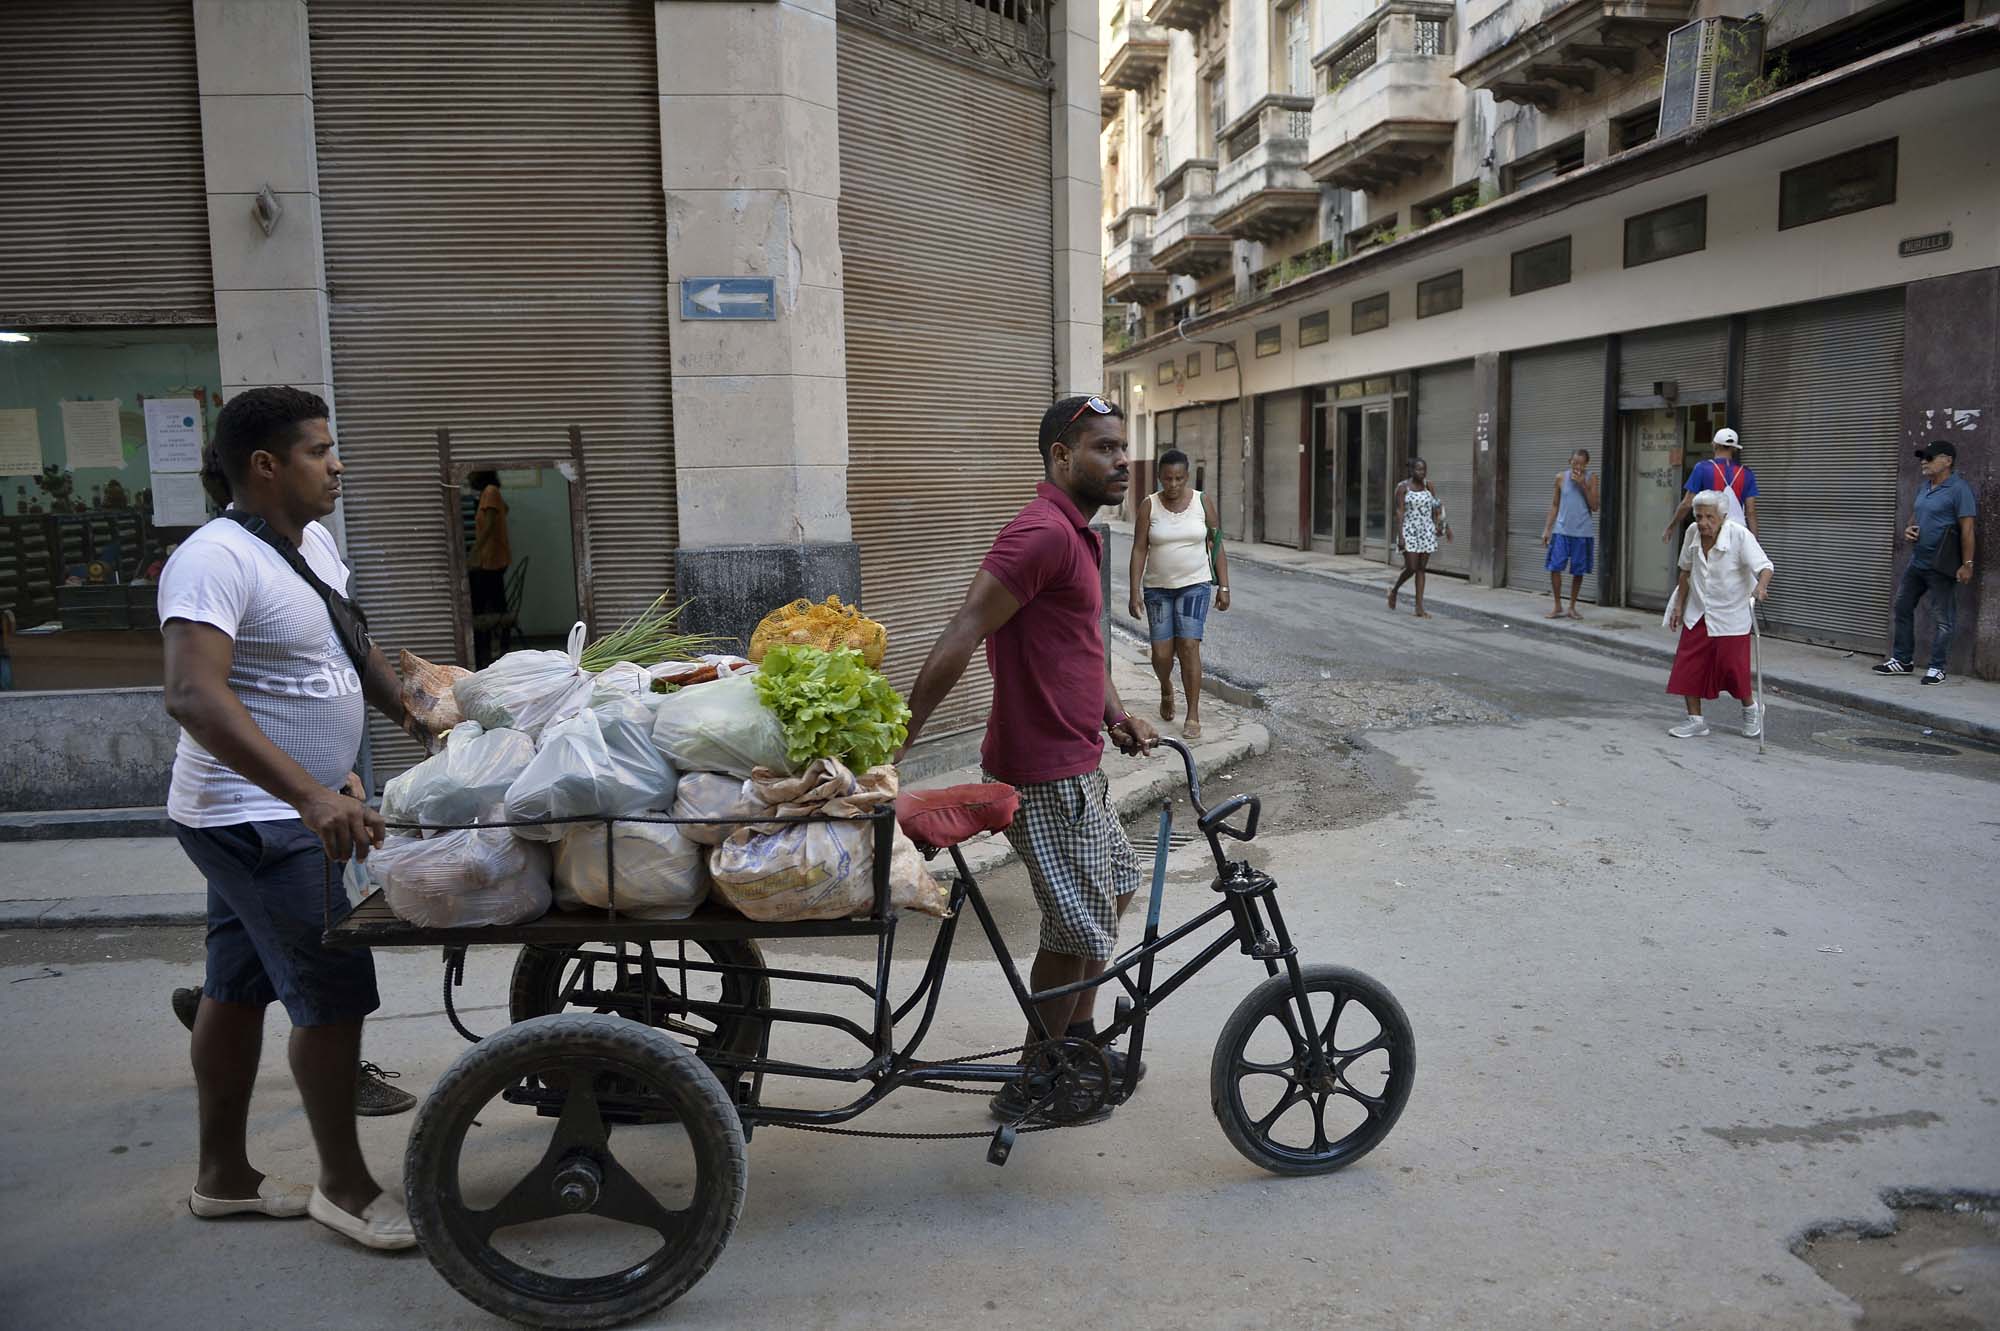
[{"left": 680, "top": 276, "right": 777, "bottom": 321}]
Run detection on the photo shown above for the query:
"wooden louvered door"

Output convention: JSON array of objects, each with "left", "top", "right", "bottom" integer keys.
[
  {"left": 838, "top": 19, "right": 1054, "bottom": 741},
  {"left": 309, "top": 0, "right": 675, "bottom": 774}
]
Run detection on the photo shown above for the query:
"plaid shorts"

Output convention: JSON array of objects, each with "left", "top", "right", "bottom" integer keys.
[{"left": 987, "top": 767, "right": 1141, "bottom": 961}]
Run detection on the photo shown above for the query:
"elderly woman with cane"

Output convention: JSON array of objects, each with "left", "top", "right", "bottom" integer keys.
[{"left": 1665, "top": 490, "right": 1774, "bottom": 738}]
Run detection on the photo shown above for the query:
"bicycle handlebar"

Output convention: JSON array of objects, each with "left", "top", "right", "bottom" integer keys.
[
  {"left": 1152, "top": 736, "right": 1203, "bottom": 814},
  {"left": 1148, "top": 735, "right": 1260, "bottom": 844}
]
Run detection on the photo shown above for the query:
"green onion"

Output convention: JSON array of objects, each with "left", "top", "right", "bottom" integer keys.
[{"left": 580, "top": 594, "right": 722, "bottom": 673}]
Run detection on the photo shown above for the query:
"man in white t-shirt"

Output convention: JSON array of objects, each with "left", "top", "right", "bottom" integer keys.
[{"left": 159, "top": 387, "right": 416, "bottom": 1251}]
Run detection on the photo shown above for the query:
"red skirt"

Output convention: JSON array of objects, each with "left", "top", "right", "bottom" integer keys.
[{"left": 1666, "top": 618, "right": 1753, "bottom": 701}]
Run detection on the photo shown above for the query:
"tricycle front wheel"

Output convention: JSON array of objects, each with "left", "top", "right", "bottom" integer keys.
[{"left": 1210, "top": 964, "right": 1414, "bottom": 1176}]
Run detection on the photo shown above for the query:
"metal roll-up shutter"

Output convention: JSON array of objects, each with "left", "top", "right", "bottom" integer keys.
[
  {"left": 1740, "top": 289, "right": 1903, "bottom": 650},
  {"left": 1259, "top": 391, "right": 1302, "bottom": 548},
  {"left": 1416, "top": 361, "right": 1475, "bottom": 577},
  {"left": 0, "top": 1, "right": 210, "bottom": 325},
  {"left": 1507, "top": 339, "right": 1605, "bottom": 597},
  {"left": 1175, "top": 407, "right": 1220, "bottom": 510},
  {"left": 310, "top": 0, "right": 674, "bottom": 773},
  {"left": 1219, "top": 399, "right": 1246, "bottom": 539},
  {"left": 840, "top": 18, "right": 1053, "bottom": 740},
  {"left": 1619, "top": 320, "right": 1727, "bottom": 404}
]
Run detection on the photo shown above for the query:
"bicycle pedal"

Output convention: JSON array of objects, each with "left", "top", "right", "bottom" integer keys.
[
  {"left": 987, "top": 1124, "right": 1016, "bottom": 1167},
  {"left": 1114, "top": 997, "right": 1133, "bottom": 1028}
]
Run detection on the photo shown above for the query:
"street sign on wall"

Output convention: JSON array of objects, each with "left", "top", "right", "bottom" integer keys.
[{"left": 678, "top": 277, "right": 776, "bottom": 320}]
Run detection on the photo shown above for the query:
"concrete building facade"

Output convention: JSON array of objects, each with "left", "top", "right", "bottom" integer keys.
[
  {"left": 1101, "top": 0, "right": 2000, "bottom": 676},
  {"left": 0, "top": 0, "right": 1102, "bottom": 817}
]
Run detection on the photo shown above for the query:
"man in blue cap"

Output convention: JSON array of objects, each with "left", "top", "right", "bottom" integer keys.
[{"left": 1876, "top": 440, "right": 1977, "bottom": 684}]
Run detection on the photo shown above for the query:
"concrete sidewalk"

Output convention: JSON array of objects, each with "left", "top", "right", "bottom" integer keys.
[
  {"left": 1127, "top": 522, "right": 2000, "bottom": 746},
  {"left": 0, "top": 652, "right": 1268, "bottom": 929}
]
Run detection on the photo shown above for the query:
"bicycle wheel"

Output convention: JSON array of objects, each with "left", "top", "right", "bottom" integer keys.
[
  {"left": 1210, "top": 964, "right": 1414, "bottom": 1176},
  {"left": 406, "top": 1014, "right": 746, "bottom": 1329}
]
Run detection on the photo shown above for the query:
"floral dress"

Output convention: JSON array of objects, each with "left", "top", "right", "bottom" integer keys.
[{"left": 1400, "top": 486, "right": 1443, "bottom": 554}]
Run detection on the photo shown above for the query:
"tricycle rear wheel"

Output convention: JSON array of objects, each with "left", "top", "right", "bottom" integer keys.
[
  {"left": 406, "top": 1013, "right": 747, "bottom": 1329},
  {"left": 1210, "top": 964, "right": 1414, "bottom": 1176}
]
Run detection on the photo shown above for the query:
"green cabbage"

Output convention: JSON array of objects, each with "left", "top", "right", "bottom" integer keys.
[{"left": 753, "top": 645, "right": 911, "bottom": 771}]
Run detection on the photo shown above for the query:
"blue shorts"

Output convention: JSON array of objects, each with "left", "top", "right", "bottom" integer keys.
[
  {"left": 175, "top": 819, "right": 380, "bottom": 1027},
  {"left": 1546, "top": 534, "right": 1594, "bottom": 576},
  {"left": 1143, "top": 583, "right": 1212, "bottom": 643}
]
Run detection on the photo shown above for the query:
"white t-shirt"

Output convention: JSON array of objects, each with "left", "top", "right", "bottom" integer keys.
[
  {"left": 158, "top": 518, "right": 366, "bottom": 826},
  {"left": 1676, "top": 519, "right": 1774, "bottom": 637}
]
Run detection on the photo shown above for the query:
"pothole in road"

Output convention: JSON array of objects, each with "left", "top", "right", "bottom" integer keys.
[
  {"left": 1263, "top": 678, "right": 1511, "bottom": 737},
  {"left": 1812, "top": 728, "right": 1985, "bottom": 760},
  {"left": 1798, "top": 1193, "right": 2000, "bottom": 1330}
]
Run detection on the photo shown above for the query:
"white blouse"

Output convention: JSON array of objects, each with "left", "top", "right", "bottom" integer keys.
[{"left": 1676, "top": 520, "right": 1773, "bottom": 637}]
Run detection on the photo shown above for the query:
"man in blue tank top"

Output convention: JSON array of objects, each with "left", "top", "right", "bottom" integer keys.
[{"left": 1540, "top": 448, "right": 1600, "bottom": 619}]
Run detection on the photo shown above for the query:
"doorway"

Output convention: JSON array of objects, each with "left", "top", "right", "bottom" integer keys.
[
  {"left": 1620, "top": 402, "right": 1726, "bottom": 610},
  {"left": 1338, "top": 403, "right": 1393, "bottom": 560}
]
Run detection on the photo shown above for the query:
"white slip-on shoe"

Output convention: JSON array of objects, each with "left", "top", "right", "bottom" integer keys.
[
  {"left": 1741, "top": 703, "right": 1763, "bottom": 738},
  {"left": 1668, "top": 716, "right": 1711, "bottom": 738},
  {"left": 190, "top": 1176, "right": 313, "bottom": 1219},
  {"left": 308, "top": 1186, "right": 417, "bottom": 1251}
]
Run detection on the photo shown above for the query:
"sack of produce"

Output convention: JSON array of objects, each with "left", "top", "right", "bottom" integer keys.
[
  {"left": 710, "top": 758, "right": 947, "bottom": 921},
  {"left": 453, "top": 623, "right": 595, "bottom": 741},
  {"left": 670, "top": 771, "right": 769, "bottom": 846},
  {"left": 552, "top": 819, "right": 709, "bottom": 920},
  {"left": 503, "top": 696, "right": 679, "bottom": 840},
  {"left": 748, "top": 595, "right": 887, "bottom": 667},
  {"left": 753, "top": 644, "right": 909, "bottom": 772},
  {"left": 400, "top": 649, "right": 471, "bottom": 734},
  {"left": 373, "top": 828, "right": 552, "bottom": 928},
  {"left": 589, "top": 660, "right": 652, "bottom": 705},
  {"left": 382, "top": 721, "right": 536, "bottom": 829},
  {"left": 650, "top": 673, "right": 793, "bottom": 778}
]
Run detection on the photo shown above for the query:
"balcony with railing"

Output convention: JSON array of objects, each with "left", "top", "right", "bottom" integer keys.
[
  {"left": 1104, "top": 206, "right": 1172, "bottom": 304},
  {"left": 1210, "top": 96, "right": 1320, "bottom": 244},
  {"left": 1308, "top": 2, "right": 1459, "bottom": 193},
  {"left": 1146, "top": 0, "right": 1227, "bottom": 34},
  {"left": 1150, "top": 158, "right": 1234, "bottom": 277},
  {"left": 1102, "top": 5, "right": 1171, "bottom": 91},
  {"left": 1249, "top": 239, "right": 1338, "bottom": 295},
  {"left": 1455, "top": 0, "right": 1691, "bottom": 110}
]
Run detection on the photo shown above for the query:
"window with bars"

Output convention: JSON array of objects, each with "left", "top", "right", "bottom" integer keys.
[{"left": 1414, "top": 17, "right": 1447, "bottom": 57}]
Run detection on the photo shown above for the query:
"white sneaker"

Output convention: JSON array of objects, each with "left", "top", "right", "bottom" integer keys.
[
  {"left": 308, "top": 1186, "right": 417, "bottom": 1251},
  {"left": 1741, "top": 702, "right": 1763, "bottom": 738},
  {"left": 1668, "top": 716, "right": 1711, "bottom": 738}
]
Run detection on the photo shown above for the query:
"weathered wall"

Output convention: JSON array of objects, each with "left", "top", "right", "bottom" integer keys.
[{"left": 0, "top": 690, "right": 180, "bottom": 812}]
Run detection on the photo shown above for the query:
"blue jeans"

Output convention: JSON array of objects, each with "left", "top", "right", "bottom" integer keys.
[
  {"left": 1891, "top": 563, "right": 1956, "bottom": 670},
  {"left": 1143, "top": 583, "right": 1211, "bottom": 642}
]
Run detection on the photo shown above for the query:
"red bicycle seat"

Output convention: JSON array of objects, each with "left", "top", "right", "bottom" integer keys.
[{"left": 897, "top": 783, "right": 1020, "bottom": 850}]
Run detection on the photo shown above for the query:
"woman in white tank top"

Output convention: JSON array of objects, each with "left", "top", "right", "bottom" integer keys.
[{"left": 1126, "top": 449, "right": 1230, "bottom": 740}]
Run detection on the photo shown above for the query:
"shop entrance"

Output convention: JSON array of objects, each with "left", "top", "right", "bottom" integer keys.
[
  {"left": 1339, "top": 403, "right": 1394, "bottom": 560},
  {"left": 1620, "top": 401, "right": 1726, "bottom": 610}
]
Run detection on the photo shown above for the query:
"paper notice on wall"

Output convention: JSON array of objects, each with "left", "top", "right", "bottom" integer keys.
[
  {"left": 0, "top": 408, "right": 42, "bottom": 476},
  {"left": 143, "top": 397, "right": 205, "bottom": 472},
  {"left": 150, "top": 470, "right": 212, "bottom": 528},
  {"left": 61, "top": 398, "right": 125, "bottom": 469}
]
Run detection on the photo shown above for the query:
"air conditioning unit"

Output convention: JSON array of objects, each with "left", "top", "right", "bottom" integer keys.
[{"left": 1658, "top": 17, "right": 1766, "bottom": 136}]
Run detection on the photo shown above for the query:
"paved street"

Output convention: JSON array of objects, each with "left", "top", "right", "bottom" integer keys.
[{"left": 3, "top": 548, "right": 1996, "bottom": 1329}]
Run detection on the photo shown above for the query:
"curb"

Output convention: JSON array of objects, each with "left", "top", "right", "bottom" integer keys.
[
  {"left": 1222, "top": 545, "right": 2000, "bottom": 748},
  {"left": 1, "top": 721, "right": 1274, "bottom": 930},
  {"left": 1106, "top": 621, "right": 1268, "bottom": 709}
]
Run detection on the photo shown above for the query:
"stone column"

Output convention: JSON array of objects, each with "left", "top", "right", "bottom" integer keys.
[
  {"left": 657, "top": 0, "right": 860, "bottom": 647},
  {"left": 1470, "top": 350, "right": 1510, "bottom": 587},
  {"left": 1051, "top": 0, "right": 1104, "bottom": 395},
  {"left": 192, "top": 0, "right": 340, "bottom": 540}
]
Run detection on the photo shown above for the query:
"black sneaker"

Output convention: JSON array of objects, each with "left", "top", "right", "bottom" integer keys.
[
  {"left": 1873, "top": 659, "right": 1910, "bottom": 676},
  {"left": 355, "top": 1062, "right": 417, "bottom": 1117},
  {"left": 171, "top": 986, "right": 201, "bottom": 1032}
]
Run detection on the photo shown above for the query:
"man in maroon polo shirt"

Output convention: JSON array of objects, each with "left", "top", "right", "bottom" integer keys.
[{"left": 901, "top": 394, "right": 1158, "bottom": 1121}]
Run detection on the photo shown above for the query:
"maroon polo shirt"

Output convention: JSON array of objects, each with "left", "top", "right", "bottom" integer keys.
[{"left": 979, "top": 482, "right": 1106, "bottom": 786}]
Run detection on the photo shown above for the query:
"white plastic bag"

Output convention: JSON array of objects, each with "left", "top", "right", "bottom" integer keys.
[
  {"left": 590, "top": 660, "right": 652, "bottom": 705},
  {"left": 552, "top": 820, "right": 710, "bottom": 919},
  {"left": 503, "top": 697, "right": 679, "bottom": 840},
  {"left": 709, "top": 759, "right": 947, "bottom": 921},
  {"left": 372, "top": 829, "right": 552, "bottom": 928},
  {"left": 670, "top": 771, "right": 769, "bottom": 847},
  {"left": 649, "top": 674, "right": 793, "bottom": 778},
  {"left": 453, "top": 623, "right": 595, "bottom": 741},
  {"left": 382, "top": 721, "right": 536, "bottom": 829}
]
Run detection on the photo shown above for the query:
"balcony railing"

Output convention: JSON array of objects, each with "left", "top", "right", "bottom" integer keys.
[
  {"left": 1308, "top": 1, "right": 1460, "bottom": 193},
  {"left": 1211, "top": 97, "right": 1320, "bottom": 243},
  {"left": 1250, "top": 239, "right": 1338, "bottom": 294},
  {"left": 1102, "top": 9, "right": 1170, "bottom": 90}
]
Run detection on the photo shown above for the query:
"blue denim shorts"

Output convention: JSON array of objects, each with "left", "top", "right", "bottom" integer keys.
[
  {"left": 1144, "top": 582, "right": 1212, "bottom": 642},
  {"left": 1545, "top": 534, "right": 1595, "bottom": 576},
  {"left": 174, "top": 819, "right": 380, "bottom": 1027}
]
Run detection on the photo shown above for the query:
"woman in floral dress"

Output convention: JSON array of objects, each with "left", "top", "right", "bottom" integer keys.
[{"left": 1388, "top": 457, "right": 1451, "bottom": 618}]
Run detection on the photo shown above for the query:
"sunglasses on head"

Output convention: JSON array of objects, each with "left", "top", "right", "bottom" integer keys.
[{"left": 1056, "top": 395, "right": 1116, "bottom": 442}]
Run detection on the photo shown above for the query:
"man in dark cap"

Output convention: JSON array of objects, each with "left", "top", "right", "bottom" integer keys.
[{"left": 1876, "top": 441, "right": 1977, "bottom": 684}]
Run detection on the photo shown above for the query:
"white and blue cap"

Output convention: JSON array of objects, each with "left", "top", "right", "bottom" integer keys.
[{"left": 1712, "top": 427, "right": 1740, "bottom": 451}]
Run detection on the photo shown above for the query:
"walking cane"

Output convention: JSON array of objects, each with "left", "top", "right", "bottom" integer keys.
[{"left": 1751, "top": 612, "right": 1766, "bottom": 755}]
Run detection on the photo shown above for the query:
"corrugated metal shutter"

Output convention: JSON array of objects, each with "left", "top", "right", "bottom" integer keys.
[
  {"left": 1416, "top": 360, "right": 1475, "bottom": 577},
  {"left": 310, "top": 0, "right": 674, "bottom": 772},
  {"left": 840, "top": 21, "right": 1053, "bottom": 740},
  {"left": 1507, "top": 339, "right": 1605, "bottom": 597},
  {"left": 0, "top": 1, "right": 211, "bottom": 325},
  {"left": 1219, "top": 400, "right": 1246, "bottom": 540},
  {"left": 1740, "top": 289, "right": 1903, "bottom": 650},
  {"left": 1259, "top": 391, "right": 1302, "bottom": 548},
  {"left": 1174, "top": 406, "right": 1220, "bottom": 513},
  {"left": 1619, "top": 320, "right": 1727, "bottom": 404}
]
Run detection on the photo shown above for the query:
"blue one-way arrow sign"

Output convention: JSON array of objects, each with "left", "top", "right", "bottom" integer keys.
[{"left": 680, "top": 276, "right": 777, "bottom": 321}]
